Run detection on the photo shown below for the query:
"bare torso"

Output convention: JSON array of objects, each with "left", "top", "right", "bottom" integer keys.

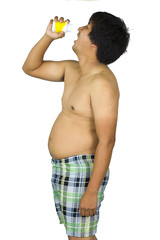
[{"left": 48, "top": 61, "right": 118, "bottom": 159}]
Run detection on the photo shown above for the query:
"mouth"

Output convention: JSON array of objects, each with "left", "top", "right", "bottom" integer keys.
[{"left": 74, "top": 33, "right": 79, "bottom": 43}]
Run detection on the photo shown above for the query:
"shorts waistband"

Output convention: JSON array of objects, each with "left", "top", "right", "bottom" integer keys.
[{"left": 51, "top": 154, "right": 95, "bottom": 164}]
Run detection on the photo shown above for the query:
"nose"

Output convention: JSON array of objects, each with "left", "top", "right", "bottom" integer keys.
[
  {"left": 78, "top": 26, "right": 82, "bottom": 32},
  {"left": 78, "top": 25, "right": 85, "bottom": 32}
]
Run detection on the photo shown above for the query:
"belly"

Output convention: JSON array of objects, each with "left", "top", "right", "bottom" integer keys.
[{"left": 48, "top": 110, "right": 99, "bottom": 159}]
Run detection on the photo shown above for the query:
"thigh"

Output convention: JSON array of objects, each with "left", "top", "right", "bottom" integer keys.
[{"left": 51, "top": 154, "right": 110, "bottom": 237}]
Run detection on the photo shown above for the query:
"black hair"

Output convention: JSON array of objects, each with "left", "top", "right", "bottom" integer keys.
[{"left": 89, "top": 11, "right": 130, "bottom": 65}]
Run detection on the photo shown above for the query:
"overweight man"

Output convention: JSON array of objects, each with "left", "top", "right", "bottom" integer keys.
[{"left": 22, "top": 12, "right": 130, "bottom": 240}]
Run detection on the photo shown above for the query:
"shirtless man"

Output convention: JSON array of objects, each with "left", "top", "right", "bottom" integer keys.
[{"left": 22, "top": 12, "right": 130, "bottom": 240}]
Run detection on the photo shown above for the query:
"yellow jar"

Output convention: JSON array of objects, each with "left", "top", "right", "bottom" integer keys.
[{"left": 52, "top": 21, "right": 73, "bottom": 33}]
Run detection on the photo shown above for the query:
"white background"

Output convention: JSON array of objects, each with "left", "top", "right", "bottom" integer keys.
[{"left": 0, "top": 0, "right": 160, "bottom": 239}]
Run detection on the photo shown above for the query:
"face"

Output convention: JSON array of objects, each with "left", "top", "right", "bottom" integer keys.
[{"left": 72, "top": 22, "right": 94, "bottom": 54}]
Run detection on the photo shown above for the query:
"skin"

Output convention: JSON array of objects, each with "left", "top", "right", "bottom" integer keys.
[{"left": 22, "top": 16, "right": 120, "bottom": 240}]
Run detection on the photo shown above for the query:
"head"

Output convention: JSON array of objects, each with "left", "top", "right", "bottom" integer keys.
[
  {"left": 88, "top": 11, "right": 130, "bottom": 64},
  {"left": 73, "top": 11, "right": 130, "bottom": 65}
]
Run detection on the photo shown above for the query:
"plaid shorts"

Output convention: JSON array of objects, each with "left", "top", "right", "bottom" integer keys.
[{"left": 51, "top": 154, "right": 110, "bottom": 238}]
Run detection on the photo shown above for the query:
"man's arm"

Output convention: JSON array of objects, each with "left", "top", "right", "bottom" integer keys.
[
  {"left": 86, "top": 76, "right": 120, "bottom": 193},
  {"left": 22, "top": 18, "right": 68, "bottom": 82},
  {"left": 79, "top": 75, "right": 119, "bottom": 217}
]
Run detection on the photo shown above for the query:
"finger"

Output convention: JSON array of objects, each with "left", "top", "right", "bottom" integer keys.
[
  {"left": 84, "top": 209, "right": 90, "bottom": 217},
  {"left": 47, "top": 19, "right": 53, "bottom": 31},
  {"left": 90, "top": 209, "right": 95, "bottom": 216},
  {"left": 88, "top": 209, "right": 95, "bottom": 216},
  {"left": 80, "top": 208, "right": 85, "bottom": 216},
  {"left": 59, "top": 17, "right": 64, "bottom": 23},
  {"left": 59, "top": 31, "right": 65, "bottom": 38},
  {"left": 54, "top": 16, "right": 58, "bottom": 22},
  {"left": 93, "top": 209, "right": 97, "bottom": 215},
  {"left": 52, "top": 31, "right": 65, "bottom": 39}
]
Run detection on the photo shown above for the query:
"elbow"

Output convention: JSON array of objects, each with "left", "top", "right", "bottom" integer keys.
[
  {"left": 22, "top": 64, "right": 30, "bottom": 75},
  {"left": 110, "top": 136, "right": 116, "bottom": 145},
  {"left": 99, "top": 137, "right": 116, "bottom": 147},
  {"left": 22, "top": 64, "right": 26, "bottom": 73},
  {"left": 108, "top": 138, "right": 116, "bottom": 147}
]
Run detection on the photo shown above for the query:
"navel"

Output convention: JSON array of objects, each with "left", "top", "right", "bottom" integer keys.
[{"left": 71, "top": 105, "right": 75, "bottom": 110}]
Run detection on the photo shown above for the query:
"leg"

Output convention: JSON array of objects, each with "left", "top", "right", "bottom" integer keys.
[
  {"left": 68, "top": 235, "right": 98, "bottom": 240},
  {"left": 52, "top": 154, "right": 104, "bottom": 239}
]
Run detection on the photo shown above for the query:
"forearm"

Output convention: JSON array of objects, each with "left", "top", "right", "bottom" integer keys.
[
  {"left": 86, "top": 141, "right": 115, "bottom": 193},
  {"left": 22, "top": 34, "right": 54, "bottom": 72}
]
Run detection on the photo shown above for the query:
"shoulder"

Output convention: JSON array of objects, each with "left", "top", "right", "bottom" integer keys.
[
  {"left": 90, "top": 69, "right": 120, "bottom": 100},
  {"left": 63, "top": 60, "right": 80, "bottom": 79},
  {"left": 62, "top": 60, "right": 80, "bottom": 83},
  {"left": 63, "top": 60, "right": 79, "bottom": 68},
  {"left": 63, "top": 60, "right": 80, "bottom": 74}
]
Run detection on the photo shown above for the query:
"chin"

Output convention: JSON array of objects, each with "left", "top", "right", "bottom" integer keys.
[{"left": 72, "top": 44, "right": 76, "bottom": 53}]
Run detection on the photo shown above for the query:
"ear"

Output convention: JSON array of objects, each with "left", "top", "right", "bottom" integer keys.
[{"left": 90, "top": 43, "right": 97, "bottom": 49}]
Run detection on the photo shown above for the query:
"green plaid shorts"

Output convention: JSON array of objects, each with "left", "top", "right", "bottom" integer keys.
[{"left": 51, "top": 154, "right": 110, "bottom": 238}]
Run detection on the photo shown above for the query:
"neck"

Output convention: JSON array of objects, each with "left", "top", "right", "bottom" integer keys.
[{"left": 78, "top": 56, "right": 101, "bottom": 77}]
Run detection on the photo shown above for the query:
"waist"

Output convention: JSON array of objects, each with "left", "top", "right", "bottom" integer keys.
[{"left": 51, "top": 153, "right": 95, "bottom": 164}]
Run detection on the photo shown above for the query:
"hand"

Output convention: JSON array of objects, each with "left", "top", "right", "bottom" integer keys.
[
  {"left": 46, "top": 16, "right": 70, "bottom": 40},
  {"left": 79, "top": 189, "right": 98, "bottom": 217}
]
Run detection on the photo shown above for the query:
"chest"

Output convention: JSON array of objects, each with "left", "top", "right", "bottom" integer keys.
[{"left": 61, "top": 78, "right": 94, "bottom": 119}]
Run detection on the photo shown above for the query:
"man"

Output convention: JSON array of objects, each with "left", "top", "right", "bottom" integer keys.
[{"left": 22, "top": 12, "right": 130, "bottom": 240}]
